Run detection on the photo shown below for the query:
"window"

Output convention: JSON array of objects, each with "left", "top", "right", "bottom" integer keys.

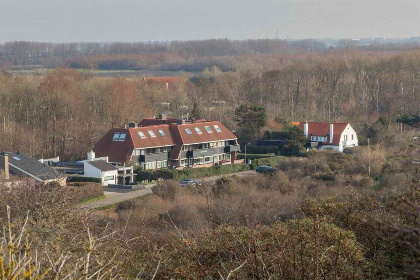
[
  {"left": 205, "top": 156, "right": 212, "bottom": 163},
  {"left": 351, "top": 134, "right": 354, "bottom": 140},
  {"left": 148, "top": 130, "right": 157, "bottom": 137},
  {"left": 138, "top": 131, "right": 146, "bottom": 139},
  {"left": 195, "top": 127, "right": 203, "bottom": 134},
  {"left": 214, "top": 125, "right": 222, "bottom": 132},
  {"left": 185, "top": 128, "right": 193, "bottom": 135},
  {"left": 204, "top": 126, "right": 212, "bottom": 133},
  {"left": 13, "top": 156, "right": 21, "bottom": 161},
  {"left": 158, "top": 129, "right": 166, "bottom": 137},
  {"left": 210, "top": 142, "right": 217, "bottom": 148},
  {"left": 113, "top": 133, "right": 126, "bottom": 141},
  {"left": 104, "top": 176, "right": 114, "bottom": 181}
]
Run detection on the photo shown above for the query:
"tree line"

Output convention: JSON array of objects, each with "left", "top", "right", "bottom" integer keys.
[{"left": 0, "top": 49, "right": 419, "bottom": 159}]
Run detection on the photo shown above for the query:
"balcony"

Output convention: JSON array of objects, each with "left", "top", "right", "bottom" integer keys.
[
  {"left": 180, "top": 148, "right": 216, "bottom": 159},
  {"left": 139, "top": 152, "right": 169, "bottom": 163},
  {"left": 224, "top": 145, "right": 240, "bottom": 153}
]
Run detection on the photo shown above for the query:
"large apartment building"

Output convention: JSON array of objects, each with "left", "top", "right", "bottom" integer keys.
[{"left": 93, "top": 117, "right": 242, "bottom": 170}]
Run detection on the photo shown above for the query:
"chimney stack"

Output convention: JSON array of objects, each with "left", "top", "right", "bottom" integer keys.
[
  {"left": 87, "top": 151, "right": 95, "bottom": 160},
  {"left": 329, "top": 123, "right": 334, "bottom": 144},
  {"left": 0, "top": 155, "right": 9, "bottom": 180},
  {"left": 304, "top": 122, "right": 308, "bottom": 138}
]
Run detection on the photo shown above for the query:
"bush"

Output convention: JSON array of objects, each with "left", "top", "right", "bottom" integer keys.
[
  {"left": 71, "top": 182, "right": 104, "bottom": 201},
  {"left": 250, "top": 156, "right": 285, "bottom": 169},
  {"left": 246, "top": 145, "right": 279, "bottom": 154},
  {"left": 67, "top": 176, "right": 101, "bottom": 183},
  {"left": 136, "top": 164, "right": 250, "bottom": 182},
  {"left": 152, "top": 180, "right": 180, "bottom": 200},
  {"left": 237, "top": 153, "right": 276, "bottom": 160}
]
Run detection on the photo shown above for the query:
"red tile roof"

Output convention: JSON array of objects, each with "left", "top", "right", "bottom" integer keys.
[
  {"left": 292, "top": 122, "right": 349, "bottom": 146},
  {"left": 94, "top": 120, "right": 238, "bottom": 163},
  {"left": 93, "top": 129, "right": 135, "bottom": 163}
]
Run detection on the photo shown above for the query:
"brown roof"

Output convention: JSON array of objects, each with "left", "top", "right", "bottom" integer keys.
[
  {"left": 94, "top": 120, "right": 238, "bottom": 163},
  {"left": 139, "top": 118, "right": 179, "bottom": 126},
  {"left": 129, "top": 125, "right": 175, "bottom": 149},
  {"left": 293, "top": 122, "right": 349, "bottom": 146},
  {"left": 93, "top": 129, "right": 135, "bottom": 163}
]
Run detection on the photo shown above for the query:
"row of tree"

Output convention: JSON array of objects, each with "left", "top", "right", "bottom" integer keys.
[{"left": 0, "top": 50, "right": 419, "bottom": 159}]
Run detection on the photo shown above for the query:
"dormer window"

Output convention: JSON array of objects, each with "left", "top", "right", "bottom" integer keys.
[
  {"left": 195, "top": 127, "right": 203, "bottom": 134},
  {"left": 113, "top": 133, "right": 126, "bottom": 141}
]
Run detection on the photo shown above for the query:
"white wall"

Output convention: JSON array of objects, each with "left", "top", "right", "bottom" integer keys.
[
  {"left": 339, "top": 124, "right": 359, "bottom": 151},
  {"left": 84, "top": 162, "right": 118, "bottom": 186}
]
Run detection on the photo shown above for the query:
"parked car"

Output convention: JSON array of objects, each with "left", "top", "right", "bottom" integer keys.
[
  {"left": 255, "top": 165, "right": 276, "bottom": 174},
  {"left": 180, "top": 178, "right": 201, "bottom": 186}
]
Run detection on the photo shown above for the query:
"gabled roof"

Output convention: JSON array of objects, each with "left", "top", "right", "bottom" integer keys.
[
  {"left": 292, "top": 122, "right": 349, "bottom": 146},
  {"left": 173, "top": 121, "right": 237, "bottom": 145},
  {"left": 1, "top": 152, "right": 63, "bottom": 182},
  {"left": 86, "top": 160, "right": 117, "bottom": 172},
  {"left": 93, "top": 120, "right": 238, "bottom": 163}
]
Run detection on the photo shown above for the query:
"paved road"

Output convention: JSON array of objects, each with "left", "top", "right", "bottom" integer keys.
[{"left": 80, "top": 170, "right": 256, "bottom": 210}]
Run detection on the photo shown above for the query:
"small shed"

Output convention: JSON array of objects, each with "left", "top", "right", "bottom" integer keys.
[{"left": 84, "top": 160, "right": 118, "bottom": 186}]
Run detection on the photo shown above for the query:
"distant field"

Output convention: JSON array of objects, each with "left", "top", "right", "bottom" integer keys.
[{"left": 7, "top": 69, "right": 201, "bottom": 77}]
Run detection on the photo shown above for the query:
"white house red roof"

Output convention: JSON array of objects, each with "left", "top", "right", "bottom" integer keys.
[{"left": 292, "top": 122, "right": 349, "bottom": 146}]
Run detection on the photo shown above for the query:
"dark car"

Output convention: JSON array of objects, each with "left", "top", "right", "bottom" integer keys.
[
  {"left": 180, "top": 178, "right": 201, "bottom": 186},
  {"left": 255, "top": 165, "right": 276, "bottom": 174}
]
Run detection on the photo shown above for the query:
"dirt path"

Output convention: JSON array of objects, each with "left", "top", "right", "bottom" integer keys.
[{"left": 80, "top": 170, "right": 257, "bottom": 210}]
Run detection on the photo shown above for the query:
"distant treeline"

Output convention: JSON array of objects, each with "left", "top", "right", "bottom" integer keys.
[{"left": 0, "top": 39, "right": 328, "bottom": 71}]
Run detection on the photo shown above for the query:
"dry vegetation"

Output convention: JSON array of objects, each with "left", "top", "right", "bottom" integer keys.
[{"left": 0, "top": 136, "right": 418, "bottom": 279}]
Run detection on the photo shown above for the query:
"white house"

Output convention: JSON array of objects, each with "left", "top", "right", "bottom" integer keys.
[
  {"left": 293, "top": 122, "right": 358, "bottom": 152},
  {"left": 84, "top": 160, "right": 118, "bottom": 186}
]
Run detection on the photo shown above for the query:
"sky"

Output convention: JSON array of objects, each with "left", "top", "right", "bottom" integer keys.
[{"left": 1, "top": 0, "right": 419, "bottom": 43}]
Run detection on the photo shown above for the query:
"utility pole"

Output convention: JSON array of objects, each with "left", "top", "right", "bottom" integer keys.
[{"left": 368, "top": 138, "right": 371, "bottom": 176}]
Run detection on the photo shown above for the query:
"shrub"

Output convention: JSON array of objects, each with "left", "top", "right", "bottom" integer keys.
[
  {"left": 67, "top": 176, "right": 101, "bottom": 183},
  {"left": 237, "top": 153, "right": 276, "bottom": 160},
  {"left": 152, "top": 180, "right": 180, "bottom": 200},
  {"left": 136, "top": 164, "right": 250, "bottom": 182},
  {"left": 250, "top": 156, "right": 285, "bottom": 169},
  {"left": 70, "top": 182, "right": 104, "bottom": 202}
]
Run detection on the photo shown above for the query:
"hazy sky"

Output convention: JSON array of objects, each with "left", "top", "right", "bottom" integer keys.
[{"left": 1, "top": 0, "right": 419, "bottom": 43}]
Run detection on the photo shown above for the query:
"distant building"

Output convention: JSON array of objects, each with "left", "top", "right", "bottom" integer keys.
[
  {"left": 93, "top": 116, "right": 242, "bottom": 170},
  {"left": 0, "top": 152, "right": 66, "bottom": 186},
  {"left": 292, "top": 122, "right": 358, "bottom": 152}
]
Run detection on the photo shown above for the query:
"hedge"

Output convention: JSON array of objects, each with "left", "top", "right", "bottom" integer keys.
[
  {"left": 67, "top": 176, "right": 102, "bottom": 183},
  {"left": 250, "top": 156, "right": 285, "bottom": 170},
  {"left": 245, "top": 145, "right": 279, "bottom": 154},
  {"left": 237, "top": 153, "right": 276, "bottom": 160},
  {"left": 136, "top": 164, "right": 250, "bottom": 182}
]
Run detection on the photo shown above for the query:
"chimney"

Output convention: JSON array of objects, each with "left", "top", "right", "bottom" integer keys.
[
  {"left": 0, "top": 155, "right": 9, "bottom": 180},
  {"left": 329, "top": 123, "right": 334, "bottom": 144},
  {"left": 128, "top": 122, "right": 138, "bottom": 128},
  {"left": 159, "top": 113, "right": 167, "bottom": 120},
  {"left": 87, "top": 151, "right": 95, "bottom": 160},
  {"left": 304, "top": 122, "right": 308, "bottom": 138}
]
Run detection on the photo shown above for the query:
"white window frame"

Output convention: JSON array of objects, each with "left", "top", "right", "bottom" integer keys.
[
  {"left": 185, "top": 128, "right": 193, "bottom": 135},
  {"left": 195, "top": 127, "right": 203, "bottom": 134},
  {"left": 138, "top": 131, "right": 146, "bottom": 139},
  {"left": 204, "top": 126, "right": 212, "bottom": 133},
  {"left": 214, "top": 125, "right": 222, "bottom": 132},
  {"left": 148, "top": 130, "right": 157, "bottom": 138},
  {"left": 158, "top": 129, "right": 166, "bottom": 137}
]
